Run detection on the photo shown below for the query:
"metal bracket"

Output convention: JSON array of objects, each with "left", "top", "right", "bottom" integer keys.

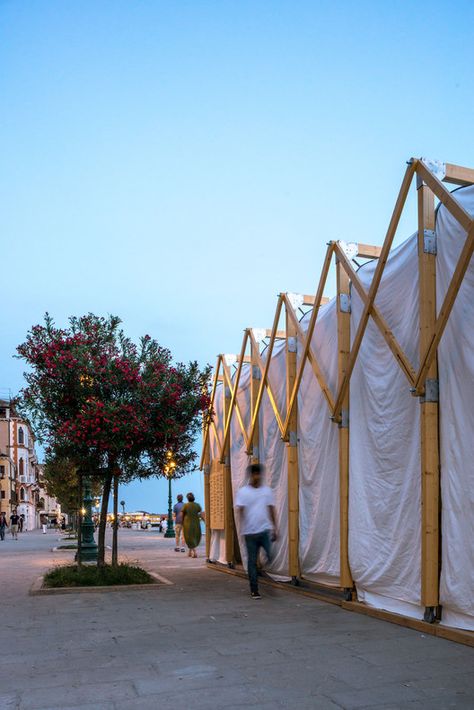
[
  {"left": 225, "top": 386, "right": 231, "bottom": 399},
  {"left": 287, "top": 336, "right": 297, "bottom": 353},
  {"left": 339, "top": 409, "right": 349, "bottom": 429},
  {"left": 252, "top": 445, "right": 259, "bottom": 460},
  {"left": 339, "top": 293, "right": 351, "bottom": 314},
  {"left": 224, "top": 455, "right": 230, "bottom": 466},
  {"left": 423, "top": 606, "right": 437, "bottom": 624},
  {"left": 421, "top": 379, "right": 439, "bottom": 403},
  {"left": 421, "top": 157, "right": 446, "bottom": 182},
  {"left": 338, "top": 241, "right": 358, "bottom": 260},
  {"left": 288, "top": 431, "right": 298, "bottom": 447},
  {"left": 224, "top": 353, "right": 237, "bottom": 367},
  {"left": 203, "top": 464, "right": 210, "bottom": 476},
  {"left": 286, "top": 292, "right": 304, "bottom": 310},
  {"left": 423, "top": 229, "right": 437, "bottom": 255},
  {"left": 252, "top": 365, "right": 261, "bottom": 380},
  {"left": 252, "top": 328, "right": 266, "bottom": 343}
]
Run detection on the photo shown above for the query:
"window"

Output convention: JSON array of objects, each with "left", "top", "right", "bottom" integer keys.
[
  {"left": 0, "top": 465, "right": 5, "bottom": 478},
  {"left": 1, "top": 491, "right": 5, "bottom": 499},
  {"left": 20, "top": 488, "right": 25, "bottom": 501},
  {"left": 19, "top": 458, "right": 24, "bottom": 477},
  {"left": 18, "top": 427, "right": 24, "bottom": 445}
]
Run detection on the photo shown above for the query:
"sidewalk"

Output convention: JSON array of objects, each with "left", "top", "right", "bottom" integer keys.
[{"left": 1, "top": 529, "right": 473, "bottom": 709}]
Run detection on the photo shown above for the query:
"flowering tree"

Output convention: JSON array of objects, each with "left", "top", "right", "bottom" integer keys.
[{"left": 17, "top": 314, "right": 211, "bottom": 565}]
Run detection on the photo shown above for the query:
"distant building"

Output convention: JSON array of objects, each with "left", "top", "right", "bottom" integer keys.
[
  {"left": 0, "top": 399, "right": 60, "bottom": 527},
  {"left": 0, "top": 399, "right": 18, "bottom": 518}
]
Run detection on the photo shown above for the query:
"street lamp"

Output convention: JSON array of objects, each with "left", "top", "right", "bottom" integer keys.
[
  {"left": 163, "top": 450, "right": 176, "bottom": 539},
  {"left": 76, "top": 474, "right": 98, "bottom": 562}
]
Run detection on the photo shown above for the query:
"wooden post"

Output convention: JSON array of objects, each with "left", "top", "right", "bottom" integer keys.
[
  {"left": 417, "top": 181, "right": 440, "bottom": 620},
  {"left": 286, "top": 305, "right": 300, "bottom": 582},
  {"left": 203, "top": 415, "right": 211, "bottom": 560},
  {"left": 336, "top": 257, "right": 353, "bottom": 593},
  {"left": 223, "top": 375, "right": 235, "bottom": 566}
]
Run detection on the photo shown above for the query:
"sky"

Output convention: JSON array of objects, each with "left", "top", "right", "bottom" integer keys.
[{"left": 1, "top": 1, "right": 474, "bottom": 511}]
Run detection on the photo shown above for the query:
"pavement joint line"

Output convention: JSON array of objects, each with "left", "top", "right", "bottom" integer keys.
[
  {"left": 29, "top": 570, "right": 173, "bottom": 596},
  {"left": 51, "top": 545, "right": 112, "bottom": 552},
  {"left": 207, "top": 563, "right": 474, "bottom": 649}
]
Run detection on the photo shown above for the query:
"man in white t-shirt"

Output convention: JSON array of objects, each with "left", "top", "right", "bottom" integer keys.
[{"left": 234, "top": 463, "right": 277, "bottom": 599}]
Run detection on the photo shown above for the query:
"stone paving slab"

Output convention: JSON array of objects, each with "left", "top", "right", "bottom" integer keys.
[{"left": 1, "top": 529, "right": 473, "bottom": 709}]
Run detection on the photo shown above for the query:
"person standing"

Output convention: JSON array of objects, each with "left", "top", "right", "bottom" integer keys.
[
  {"left": 10, "top": 510, "right": 20, "bottom": 540},
  {"left": 173, "top": 494, "right": 185, "bottom": 552},
  {"left": 235, "top": 463, "right": 278, "bottom": 599},
  {"left": 181, "top": 492, "right": 204, "bottom": 558},
  {"left": 0, "top": 512, "right": 8, "bottom": 541}
]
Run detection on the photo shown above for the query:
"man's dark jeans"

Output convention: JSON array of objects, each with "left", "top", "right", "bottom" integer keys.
[{"left": 244, "top": 530, "right": 272, "bottom": 593}]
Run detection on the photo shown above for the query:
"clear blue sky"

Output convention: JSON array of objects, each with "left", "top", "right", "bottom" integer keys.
[{"left": 1, "top": 1, "right": 473, "bottom": 511}]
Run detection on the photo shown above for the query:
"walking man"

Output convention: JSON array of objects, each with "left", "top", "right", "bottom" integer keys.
[
  {"left": 235, "top": 464, "right": 278, "bottom": 599},
  {"left": 10, "top": 510, "right": 20, "bottom": 540},
  {"left": 173, "top": 494, "right": 185, "bottom": 552},
  {"left": 0, "top": 512, "right": 8, "bottom": 541}
]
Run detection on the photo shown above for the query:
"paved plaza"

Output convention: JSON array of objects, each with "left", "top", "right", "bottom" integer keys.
[{"left": 0, "top": 529, "right": 473, "bottom": 710}]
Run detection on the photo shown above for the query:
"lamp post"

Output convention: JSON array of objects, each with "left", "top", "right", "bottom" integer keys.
[
  {"left": 76, "top": 475, "right": 98, "bottom": 562},
  {"left": 164, "top": 450, "right": 176, "bottom": 539}
]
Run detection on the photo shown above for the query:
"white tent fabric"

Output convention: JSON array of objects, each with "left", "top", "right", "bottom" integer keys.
[
  {"left": 258, "top": 341, "right": 289, "bottom": 578},
  {"left": 297, "top": 300, "right": 340, "bottom": 585},
  {"left": 230, "top": 364, "right": 251, "bottom": 569},
  {"left": 209, "top": 382, "right": 226, "bottom": 564},
  {"left": 207, "top": 185, "right": 474, "bottom": 631},
  {"left": 437, "top": 185, "right": 474, "bottom": 630},
  {"left": 349, "top": 234, "right": 423, "bottom": 619},
  {"left": 228, "top": 341, "right": 290, "bottom": 579}
]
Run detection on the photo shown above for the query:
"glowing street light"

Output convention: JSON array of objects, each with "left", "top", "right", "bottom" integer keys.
[{"left": 164, "top": 450, "right": 176, "bottom": 539}]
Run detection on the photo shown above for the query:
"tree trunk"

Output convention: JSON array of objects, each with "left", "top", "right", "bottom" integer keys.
[
  {"left": 112, "top": 472, "right": 119, "bottom": 567},
  {"left": 76, "top": 473, "right": 83, "bottom": 567},
  {"left": 97, "top": 471, "right": 113, "bottom": 567}
]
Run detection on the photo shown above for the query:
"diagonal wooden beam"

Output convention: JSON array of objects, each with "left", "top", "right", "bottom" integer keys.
[
  {"left": 199, "top": 355, "right": 223, "bottom": 469},
  {"left": 283, "top": 243, "right": 335, "bottom": 439},
  {"left": 332, "top": 160, "right": 416, "bottom": 420},
  {"left": 221, "top": 345, "right": 251, "bottom": 455},
  {"left": 334, "top": 242, "right": 417, "bottom": 386},
  {"left": 247, "top": 297, "right": 285, "bottom": 446},
  {"left": 219, "top": 332, "right": 249, "bottom": 462},
  {"left": 248, "top": 327, "right": 285, "bottom": 437},
  {"left": 414, "top": 220, "right": 474, "bottom": 393},
  {"left": 283, "top": 294, "right": 335, "bottom": 413}
]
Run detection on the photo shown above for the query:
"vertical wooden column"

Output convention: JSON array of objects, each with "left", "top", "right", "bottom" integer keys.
[
  {"left": 336, "top": 259, "right": 353, "bottom": 592},
  {"left": 417, "top": 182, "right": 440, "bottom": 618},
  {"left": 286, "top": 306, "right": 300, "bottom": 581},
  {"left": 250, "top": 332, "right": 260, "bottom": 463},
  {"left": 203, "top": 417, "right": 211, "bottom": 560},
  {"left": 223, "top": 376, "right": 235, "bottom": 566}
]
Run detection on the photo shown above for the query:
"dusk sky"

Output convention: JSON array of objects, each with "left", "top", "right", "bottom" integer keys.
[{"left": 2, "top": 1, "right": 473, "bottom": 510}]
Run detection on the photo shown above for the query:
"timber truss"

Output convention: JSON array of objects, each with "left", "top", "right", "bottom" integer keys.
[{"left": 200, "top": 157, "right": 474, "bottom": 619}]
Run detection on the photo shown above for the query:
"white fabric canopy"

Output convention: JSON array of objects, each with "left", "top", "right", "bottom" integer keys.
[
  {"left": 206, "top": 185, "right": 474, "bottom": 631},
  {"left": 297, "top": 300, "right": 340, "bottom": 585},
  {"left": 349, "top": 234, "right": 423, "bottom": 618},
  {"left": 209, "top": 383, "right": 226, "bottom": 564}
]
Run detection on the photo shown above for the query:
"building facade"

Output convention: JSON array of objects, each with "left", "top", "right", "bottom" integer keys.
[{"left": 0, "top": 399, "right": 61, "bottom": 527}]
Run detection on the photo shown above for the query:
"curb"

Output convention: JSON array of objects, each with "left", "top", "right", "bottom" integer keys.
[{"left": 29, "top": 570, "right": 173, "bottom": 595}]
